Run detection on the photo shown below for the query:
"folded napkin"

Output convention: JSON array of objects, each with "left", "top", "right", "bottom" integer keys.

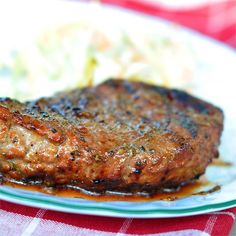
[
  {"left": 0, "top": 200, "right": 235, "bottom": 235},
  {"left": 101, "top": 0, "right": 236, "bottom": 48}
]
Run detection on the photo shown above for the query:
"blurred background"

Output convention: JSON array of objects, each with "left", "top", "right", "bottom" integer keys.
[
  {"left": 0, "top": 0, "right": 235, "bottom": 101},
  {"left": 102, "top": 0, "right": 236, "bottom": 48}
]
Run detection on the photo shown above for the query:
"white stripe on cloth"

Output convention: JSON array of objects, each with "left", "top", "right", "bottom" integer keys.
[
  {"left": 21, "top": 209, "right": 47, "bottom": 236},
  {"left": 116, "top": 218, "right": 133, "bottom": 236},
  {"left": 0, "top": 209, "right": 209, "bottom": 236},
  {"left": 203, "top": 215, "right": 218, "bottom": 235},
  {"left": 207, "top": 211, "right": 235, "bottom": 220}
]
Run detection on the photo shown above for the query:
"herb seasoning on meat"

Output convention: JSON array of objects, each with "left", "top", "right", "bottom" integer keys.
[{"left": 0, "top": 80, "right": 223, "bottom": 195}]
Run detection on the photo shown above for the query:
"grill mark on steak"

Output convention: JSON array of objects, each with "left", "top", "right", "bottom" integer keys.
[
  {"left": 168, "top": 89, "right": 210, "bottom": 114},
  {"left": 0, "top": 79, "right": 223, "bottom": 194}
]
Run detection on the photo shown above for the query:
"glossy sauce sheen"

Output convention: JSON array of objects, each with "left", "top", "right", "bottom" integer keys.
[
  {"left": 2, "top": 157, "right": 232, "bottom": 202},
  {"left": 0, "top": 80, "right": 224, "bottom": 194},
  {"left": 4, "top": 177, "right": 220, "bottom": 202}
]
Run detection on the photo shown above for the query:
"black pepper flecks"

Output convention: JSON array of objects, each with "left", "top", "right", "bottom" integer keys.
[
  {"left": 140, "top": 146, "right": 146, "bottom": 152},
  {"left": 93, "top": 179, "right": 103, "bottom": 184},
  {"left": 78, "top": 97, "right": 88, "bottom": 110},
  {"left": 135, "top": 160, "right": 142, "bottom": 167},
  {"left": 12, "top": 137, "right": 18, "bottom": 144},
  {"left": 50, "top": 128, "right": 57, "bottom": 133},
  {"left": 70, "top": 150, "right": 80, "bottom": 159},
  {"left": 134, "top": 169, "right": 142, "bottom": 174},
  {"left": 141, "top": 117, "right": 149, "bottom": 124},
  {"left": 107, "top": 150, "right": 114, "bottom": 157},
  {"left": 72, "top": 107, "right": 81, "bottom": 115},
  {"left": 40, "top": 112, "right": 49, "bottom": 118},
  {"left": 124, "top": 82, "right": 136, "bottom": 94},
  {"left": 149, "top": 149, "right": 155, "bottom": 154}
]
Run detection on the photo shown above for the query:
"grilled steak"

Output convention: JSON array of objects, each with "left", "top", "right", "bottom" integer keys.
[{"left": 0, "top": 80, "right": 223, "bottom": 194}]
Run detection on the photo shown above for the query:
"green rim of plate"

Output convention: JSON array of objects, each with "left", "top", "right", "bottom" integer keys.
[{"left": 0, "top": 187, "right": 236, "bottom": 216}]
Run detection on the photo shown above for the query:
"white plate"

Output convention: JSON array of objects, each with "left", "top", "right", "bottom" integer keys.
[{"left": 0, "top": 0, "right": 236, "bottom": 218}]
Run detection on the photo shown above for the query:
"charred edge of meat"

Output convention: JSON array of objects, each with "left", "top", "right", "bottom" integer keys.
[{"left": 0, "top": 79, "right": 224, "bottom": 195}]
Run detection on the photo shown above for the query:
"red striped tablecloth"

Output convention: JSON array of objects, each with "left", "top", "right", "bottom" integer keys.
[{"left": 0, "top": 200, "right": 236, "bottom": 235}]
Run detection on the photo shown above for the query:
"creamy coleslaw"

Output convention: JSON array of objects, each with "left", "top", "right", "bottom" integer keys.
[{"left": 0, "top": 20, "right": 196, "bottom": 101}]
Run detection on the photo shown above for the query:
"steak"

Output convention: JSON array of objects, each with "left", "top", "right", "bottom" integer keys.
[{"left": 0, "top": 80, "right": 223, "bottom": 194}]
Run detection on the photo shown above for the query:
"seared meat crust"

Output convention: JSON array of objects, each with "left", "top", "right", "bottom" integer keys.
[{"left": 0, "top": 80, "right": 223, "bottom": 194}]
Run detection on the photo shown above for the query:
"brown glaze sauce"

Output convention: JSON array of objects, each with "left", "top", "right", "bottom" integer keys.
[
  {"left": 210, "top": 158, "right": 233, "bottom": 167},
  {"left": 4, "top": 176, "right": 220, "bottom": 202}
]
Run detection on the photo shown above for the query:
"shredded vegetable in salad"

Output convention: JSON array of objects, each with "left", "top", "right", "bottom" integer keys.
[{"left": 0, "top": 21, "right": 196, "bottom": 101}]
